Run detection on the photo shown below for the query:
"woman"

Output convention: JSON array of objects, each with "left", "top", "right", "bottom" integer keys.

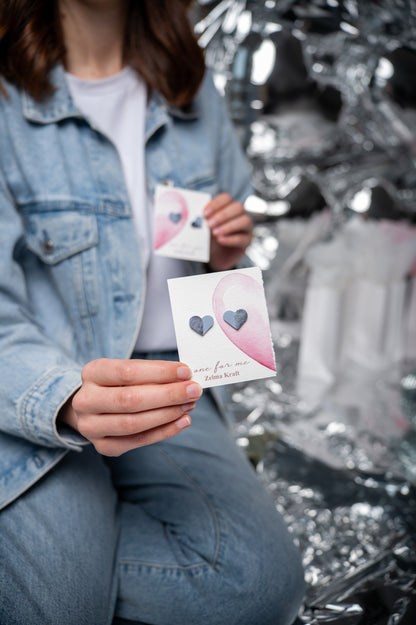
[{"left": 0, "top": 1, "right": 305, "bottom": 624}]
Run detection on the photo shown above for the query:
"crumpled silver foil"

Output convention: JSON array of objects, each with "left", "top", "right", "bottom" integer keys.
[
  {"left": 193, "top": 0, "right": 416, "bottom": 221},
  {"left": 259, "top": 439, "right": 416, "bottom": 624},
  {"left": 193, "top": 1, "right": 416, "bottom": 622}
]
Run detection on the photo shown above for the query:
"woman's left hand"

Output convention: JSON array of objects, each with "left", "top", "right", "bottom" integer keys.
[{"left": 204, "top": 192, "right": 253, "bottom": 272}]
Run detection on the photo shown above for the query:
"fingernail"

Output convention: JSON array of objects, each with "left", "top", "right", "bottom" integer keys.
[
  {"left": 186, "top": 382, "right": 202, "bottom": 400},
  {"left": 204, "top": 205, "right": 212, "bottom": 217},
  {"left": 182, "top": 402, "right": 196, "bottom": 413},
  {"left": 177, "top": 415, "right": 191, "bottom": 429},
  {"left": 177, "top": 365, "right": 191, "bottom": 380}
]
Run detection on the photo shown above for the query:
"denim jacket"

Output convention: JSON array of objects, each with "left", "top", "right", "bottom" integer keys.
[{"left": 0, "top": 66, "right": 252, "bottom": 509}]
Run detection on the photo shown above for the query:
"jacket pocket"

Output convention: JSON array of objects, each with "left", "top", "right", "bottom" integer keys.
[
  {"left": 184, "top": 172, "right": 217, "bottom": 195},
  {"left": 25, "top": 210, "right": 98, "bottom": 264},
  {"left": 24, "top": 210, "right": 99, "bottom": 318}
]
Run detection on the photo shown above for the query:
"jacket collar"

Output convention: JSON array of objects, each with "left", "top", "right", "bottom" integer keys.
[
  {"left": 22, "top": 65, "right": 80, "bottom": 123},
  {"left": 22, "top": 64, "right": 199, "bottom": 140}
]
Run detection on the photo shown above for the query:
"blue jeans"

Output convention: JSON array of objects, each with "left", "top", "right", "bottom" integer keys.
[{"left": 0, "top": 356, "right": 305, "bottom": 625}]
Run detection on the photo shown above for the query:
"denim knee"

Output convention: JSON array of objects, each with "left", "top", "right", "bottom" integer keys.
[
  {"left": 210, "top": 516, "right": 305, "bottom": 625},
  {"left": 116, "top": 506, "right": 305, "bottom": 625}
]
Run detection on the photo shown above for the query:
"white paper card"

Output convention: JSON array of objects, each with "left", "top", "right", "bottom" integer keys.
[
  {"left": 168, "top": 267, "right": 276, "bottom": 388},
  {"left": 153, "top": 184, "right": 211, "bottom": 262}
]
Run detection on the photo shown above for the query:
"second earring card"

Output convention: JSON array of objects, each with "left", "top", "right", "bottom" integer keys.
[
  {"left": 168, "top": 266, "right": 277, "bottom": 388},
  {"left": 153, "top": 184, "right": 211, "bottom": 263}
]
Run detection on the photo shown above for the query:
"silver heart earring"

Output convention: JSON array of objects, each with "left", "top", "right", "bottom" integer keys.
[
  {"left": 191, "top": 216, "right": 203, "bottom": 228},
  {"left": 189, "top": 315, "right": 214, "bottom": 336},
  {"left": 223, "top": 309, "right": 248, "bottom": 330}
]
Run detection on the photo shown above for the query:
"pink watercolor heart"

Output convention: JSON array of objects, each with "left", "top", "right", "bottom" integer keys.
[
  {"left": 212, "top": 272, "right": 276, "bottom": 371},
  {"left": 154, "top": 189, "right": 188, "bottom": 250}
]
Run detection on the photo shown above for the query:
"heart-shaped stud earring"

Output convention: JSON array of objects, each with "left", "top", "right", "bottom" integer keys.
[
  {"left": 169, "top": 212, "right": 182, "bottom": 224},
  {"left": 223, "top": 309, "right": 248, "bottom": 330},
  {"left": 154, "top": 189, "right": 188, "bottom": 250},
  {"left": 191, "top": 216, "right": 203, "bottom": 228},
  {"left": 189, "top": 315, "right": 214, "bottom": 336}
]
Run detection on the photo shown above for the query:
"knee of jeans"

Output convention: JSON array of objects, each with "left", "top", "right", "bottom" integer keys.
[
  {"left": 118, "top": 524, "right": 305, "bottom": 625},
  {"left": 213, "top": 523, "right": 305, "bottom": 625}
]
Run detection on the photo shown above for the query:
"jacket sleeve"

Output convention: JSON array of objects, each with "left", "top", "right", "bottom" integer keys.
[
  {"left": 0, "top": 168, "right": 87, "bottom": 451},
  {"left": 203, "top": 70, "right": 254, "bottom": 204},
  {"left": 198, "top": 70, "right": 255, "bottom": 275}
]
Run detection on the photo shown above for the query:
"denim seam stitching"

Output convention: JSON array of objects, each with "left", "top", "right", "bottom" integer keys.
[{"left": 118, "top": 560, "right": 213, "bottom": 571}]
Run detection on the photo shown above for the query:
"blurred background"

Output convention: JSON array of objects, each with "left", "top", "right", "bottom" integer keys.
[{"left": 190, "top": 1, "right": 416, "bottom": 623}]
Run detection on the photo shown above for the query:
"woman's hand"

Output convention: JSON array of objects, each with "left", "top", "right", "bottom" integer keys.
[
  {"left": 204, "top": 192, "right": 253, "bottom": 272},
  {"left": 59, "top": 358, "right": 202, "bottom": 456}
]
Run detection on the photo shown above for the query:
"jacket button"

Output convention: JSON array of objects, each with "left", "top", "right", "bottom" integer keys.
[{"left": 42, "top": 239, "right": 54, "bottom": 254}]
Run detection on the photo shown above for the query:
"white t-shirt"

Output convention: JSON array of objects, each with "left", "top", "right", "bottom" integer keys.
[{"left": 66, "top": 67, "right": 189, "bottom": 351}]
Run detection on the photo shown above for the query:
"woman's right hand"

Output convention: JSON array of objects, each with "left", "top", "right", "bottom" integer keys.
[{"left": 59, "top": 358, "right": 202, "bottom": 456}]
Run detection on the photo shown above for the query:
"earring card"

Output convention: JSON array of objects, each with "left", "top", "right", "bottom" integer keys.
[
  {"left": 153, "top": 184, "right": 211, "bottom": 263},
  {"left": 168, "top": 267, "right": 276, "bottom": 388}
]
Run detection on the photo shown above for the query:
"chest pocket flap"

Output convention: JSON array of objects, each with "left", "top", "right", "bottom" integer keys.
[{"left": 25, "top": 211, "right": 98, "bottom": 265}]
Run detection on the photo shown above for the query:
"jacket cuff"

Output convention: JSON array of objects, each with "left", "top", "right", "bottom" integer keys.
[
  {"left": 18, "top": 366, "right": 86, "bottom": 451},
  {"left": 55, "top": 421, "right": 90, "bottom": 450}
]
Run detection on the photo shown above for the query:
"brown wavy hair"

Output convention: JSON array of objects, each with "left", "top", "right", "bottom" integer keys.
[{"left": 0, "top": 0, "right": 205, "bottom": 107}]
